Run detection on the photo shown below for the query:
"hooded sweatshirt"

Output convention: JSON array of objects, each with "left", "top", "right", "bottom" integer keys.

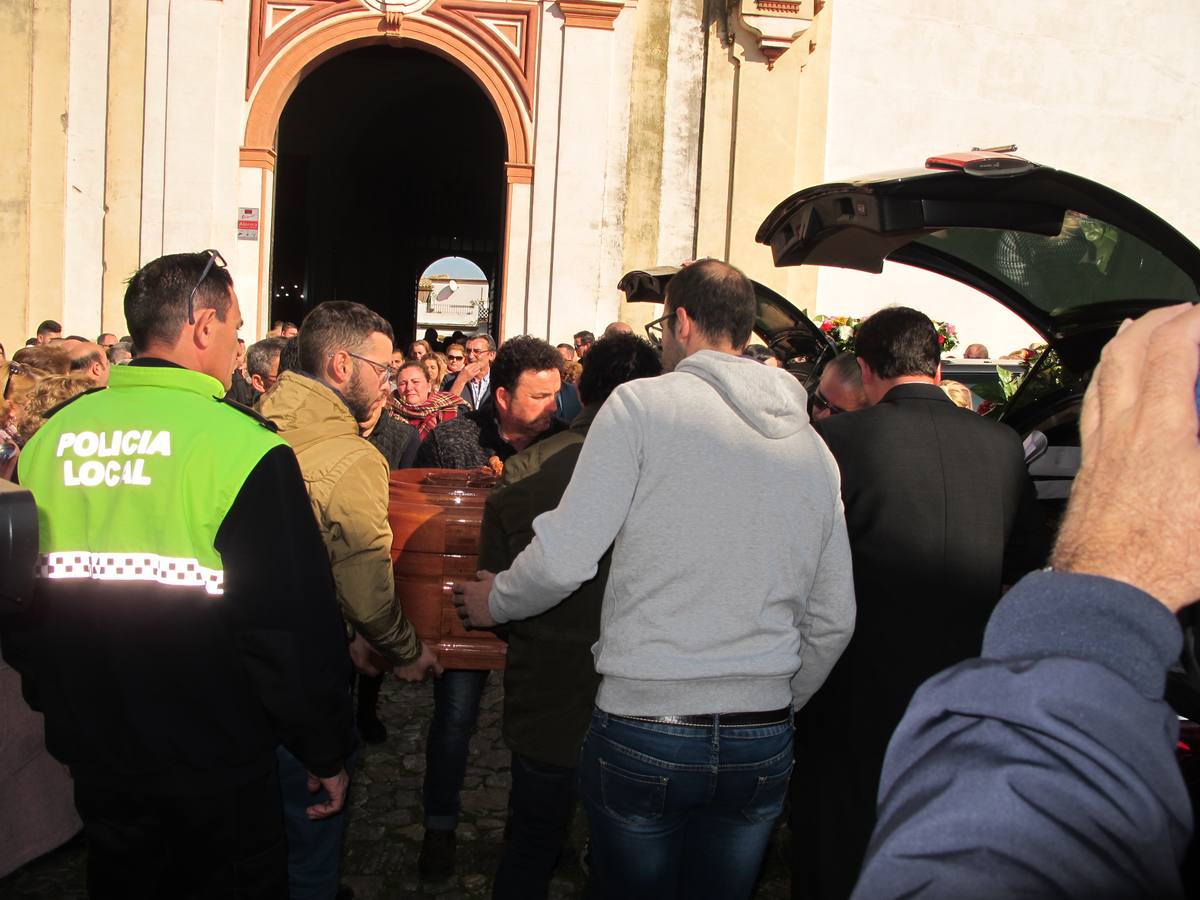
[{"left": 489, "top": 350, "right": 856, "bottom": 715}]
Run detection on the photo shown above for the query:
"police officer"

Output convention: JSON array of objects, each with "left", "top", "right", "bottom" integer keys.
[{"left": 2, "top": 251, "right": 354, "bottom": 899}]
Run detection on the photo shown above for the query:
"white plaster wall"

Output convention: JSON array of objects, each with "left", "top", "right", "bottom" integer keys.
[
  {"left": 654, "top": 0, "right": 704, "bottom": 268},
  {"left": 522, "top": 7, "right": 567, "bottom": 339},
  {"left": 814, "top": 0, "right": 1200, "bottom": 355},
  {"left": 502, "top": 180, "right": 533, "bottom": 339},
  {"left": 140, "top": 0, "right": 170, "bottom": 263},
  {"left": 160, "top": 1, "right": 236, "bottom": 254},
  {"left": 235, "top": 165, "right": 267, "bottom": 338},
  {"left": 212, "top": 2, "right": 251, "bottom": 255},
  {"left": 593, "top": 9, "right": 638, "bottom": 331},
  {"left": 62, "top": 0, "right": 111, "bottom": 335},
  {"left": 545, "top": 22, "right": 617, "bottom": 341}
]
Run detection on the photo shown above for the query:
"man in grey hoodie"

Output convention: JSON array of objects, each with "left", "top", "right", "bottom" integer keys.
[{"left": 455, "top": 259, "right": 856, "bottom": 900}]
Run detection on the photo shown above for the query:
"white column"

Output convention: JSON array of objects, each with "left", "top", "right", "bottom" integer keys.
[
  {"left": 160, "top": 1, "right": 227, "bottom": 253},
  {"left": 500, "top": 177, "right": 534, "bottom": 342},
  {"left": 655, "top": 0, "right": 704, "bottom": 267},
  {"left": 235, "top": 163, "right": 271, "bottom": 339},
  {"left": 140, "top": 0, "right": 170, "bottom": 263},
  {"left": 521, "top": 7, "right": 566, "bottom": 338},
  {"left": 62, "top": 0, "right": 111, "bottom": 335},
  {"left": 595, "top": 9, "right": 638, "bottom": 330},
  {"left": 545, "top": 17, "right": 622, "bottom": 342}
]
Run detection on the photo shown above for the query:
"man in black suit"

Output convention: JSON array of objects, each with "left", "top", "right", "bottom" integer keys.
[{"left": 796, "top": 306, "right": 1049, "bottom": 900}]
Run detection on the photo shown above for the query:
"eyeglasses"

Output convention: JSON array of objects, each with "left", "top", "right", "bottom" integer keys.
[
  {"left": 188, "top": 249, "right": 228, "bottom": 325},
  {"left": 338, "top": 350, "right": 397, "bottom": 383},
  {"left": 447, "top": 354, "right": 465, "bottom": 362},
  {"left": 466, "top": 346, "right": 491, "bottom": 357},
  {"left": 644, "top": 312, "right": 676, "bottom": 350},
  {"left": 810, "top": 388, "right": 846, "bottom": 416}
]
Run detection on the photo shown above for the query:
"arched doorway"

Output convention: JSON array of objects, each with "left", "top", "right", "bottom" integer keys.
[{"left": 270, "top": 46, "right": 506, "bottom": 341}]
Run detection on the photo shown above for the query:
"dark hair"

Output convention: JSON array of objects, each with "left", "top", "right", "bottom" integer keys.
[
  {"left": 854, "top": 306, "right": 940, "bottom": 379},
  {"left": 64, "top": 335, "right": 89, "bottom": 342},
  {"left": 664, "top": 259, "right": 755, "bottom": 348},
  {"left": 246, "top": 336, "right": 289, "bottom": 379},
  {"left": 466, "top": 333, "right": 497, "bottom": 353},
  {"left": 741, "top": 344, "right": 778, "bottom": 364},
  {"left": 578, "top": 334, "right": 662, "bottom": 406},
  {"left": 297, "top": 301, "right": 393, "bottom": 374},
  {"left": 277, "top": 336, "right": 302, "bottom": 375},
  {"left": 36, "top": 320, "right": 62, "bottom": 336},
  {"left": 123, "top": 252, "right": 233, "bottom": 352},
  {"left": 490, "top": 335, "right": 563, "bottom": 396},
  {"left": 556, "top": 343, "right": 574, "bottom": 354},
  {"left": 281, "top": 321, "right": 298, "bottom": 331},
  {"left": 573, "top": 330, "right": 595, "bottom": 345}
]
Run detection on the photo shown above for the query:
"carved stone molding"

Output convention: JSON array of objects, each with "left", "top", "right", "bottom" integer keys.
[
  {"left": 240, "top": 146, "right": 278, "bottom": 172},
  {"left": 735, "top": 0, "right": 813, "bottom": 70},
  {"left": 505, "top": 162, "right": 534, "bottom": 184},
  {"left": 557, "top": 0, "right": 623, "bottom": 30},
  {"left": 246, "top": 0, "right": 540, "bottom": 123}
]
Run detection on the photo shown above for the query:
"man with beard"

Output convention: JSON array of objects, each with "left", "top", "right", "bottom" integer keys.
[
  {"left": 260, "top": 301, "right": 441, "bottom": 898},
  {"left": 413, "top": 335, "right": 567, "bottom": 880}
]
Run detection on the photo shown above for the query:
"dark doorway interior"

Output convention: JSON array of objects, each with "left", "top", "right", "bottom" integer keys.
[{"left": 272, "top": 46, "right": 506, "bottom": 341}]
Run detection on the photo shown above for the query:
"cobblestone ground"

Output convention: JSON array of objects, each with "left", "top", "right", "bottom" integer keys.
[{"left": 0, "top": 676, "right": 792, "bottom": 899}]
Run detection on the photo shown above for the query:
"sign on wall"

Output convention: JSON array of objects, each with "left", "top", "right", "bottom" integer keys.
[{"left": 237, "top": 208, "right": 259, "bottom": 241}]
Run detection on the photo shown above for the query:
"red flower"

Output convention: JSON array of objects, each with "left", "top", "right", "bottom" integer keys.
[
  {"left": 820, "top": 321, "right": 834, "bottom": 332},
  {"left": 938, "top": 334, "right": 946, "bottom": 345}
]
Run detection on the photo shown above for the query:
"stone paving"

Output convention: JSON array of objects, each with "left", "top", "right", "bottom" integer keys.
[{"left": 0, "top": 676, "right": 792, "bottom": 899}]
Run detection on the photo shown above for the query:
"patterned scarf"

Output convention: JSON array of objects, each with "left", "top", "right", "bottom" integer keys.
[{"left": 387, "top": 390, "right": 464, "bottom": 440}]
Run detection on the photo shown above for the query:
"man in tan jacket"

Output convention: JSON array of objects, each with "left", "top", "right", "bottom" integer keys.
[{"left": 261, "top": 300, "right": 440, "bottom": 897}]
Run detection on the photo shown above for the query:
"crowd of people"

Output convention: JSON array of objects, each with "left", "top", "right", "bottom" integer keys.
[{"left": 0, "top": 251, "right": 1197, "bottom": 900}]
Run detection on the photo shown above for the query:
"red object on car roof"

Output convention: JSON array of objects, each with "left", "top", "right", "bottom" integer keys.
[{"left": 925, "top": 151, "right": 1036, "bottom": 176}]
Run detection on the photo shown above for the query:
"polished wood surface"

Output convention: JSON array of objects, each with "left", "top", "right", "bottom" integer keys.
[{"left": 389, "top": 468, "right": 506, "bottom": 670}]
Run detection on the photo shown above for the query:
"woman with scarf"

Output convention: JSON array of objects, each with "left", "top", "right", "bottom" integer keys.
[{"left": 388, "top": 362, "right": 465, "bottom": 440}]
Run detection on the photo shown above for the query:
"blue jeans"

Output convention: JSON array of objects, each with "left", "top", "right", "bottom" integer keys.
[
  {"left": 423, "top": 668, "right": 490, "bottom": 830},
  {"left": 579, "top": 708, "right": 793, "bottom": 900},
  {"left": 276, "top": 739, "right": 358, "bottom": 900}
]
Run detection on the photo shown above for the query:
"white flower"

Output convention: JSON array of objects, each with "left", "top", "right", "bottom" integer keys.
[{"left": 837, "top": 325, "right": 853, "bottom": 341}]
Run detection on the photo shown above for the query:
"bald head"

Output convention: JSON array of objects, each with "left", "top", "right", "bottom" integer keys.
[
  {"left": 64, "top": 341, "right": 111, "bottom": 386},
  {"left": 603, "top": 321, "right": 633, "bottom": 338}
]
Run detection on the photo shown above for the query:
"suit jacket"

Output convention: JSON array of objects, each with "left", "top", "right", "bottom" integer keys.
[
  {"left": 814, "top": 382, "right": 1048, "bottom": 713},
  {"left": 799, "top": 382, "right": 1050, "bottom": 898}
]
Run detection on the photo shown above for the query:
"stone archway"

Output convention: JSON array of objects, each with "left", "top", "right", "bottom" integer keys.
[{"left": 238, "top": 3, "right": 537, "bottom": 336}]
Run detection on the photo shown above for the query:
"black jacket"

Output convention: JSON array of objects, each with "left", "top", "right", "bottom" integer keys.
[
  {"left": 1, "top": 442, "right": 354, "bottom": 792},
  {"left": 799, "top": 382, "right": 1050, "bottom": 898},
  {"left": 415, "top": 400, "right": 566, "bottom": 469},
  {"left": 477, "top": 406, "right": 603, "bottom": 767}
]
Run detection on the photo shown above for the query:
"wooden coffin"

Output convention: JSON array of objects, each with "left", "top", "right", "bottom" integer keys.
[{"left": 388, "top": 468, "right": 506, "bottom": 670}]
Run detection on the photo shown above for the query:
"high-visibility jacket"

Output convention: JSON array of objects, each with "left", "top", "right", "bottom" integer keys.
[{"left": 7, "top": 361, "right": 354, "bottom": 790}]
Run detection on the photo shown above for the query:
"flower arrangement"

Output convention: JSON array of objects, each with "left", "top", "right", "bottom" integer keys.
[
  {"left": 815, "top": 314, "right": 959, "bottom": 354},
  {"left": 815, "top": 315, "right": 865, "bottom": 353},
  {"left": 935, "top": 321, "right": 959, "bottom": 353}
]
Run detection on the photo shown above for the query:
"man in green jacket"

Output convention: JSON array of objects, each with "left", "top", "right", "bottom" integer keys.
[
  {"left": 478, "top": 334, "right": 662, "bottom": 899},
  {"left": 4, "top": 251, "right": 355, "bottom": 899}
]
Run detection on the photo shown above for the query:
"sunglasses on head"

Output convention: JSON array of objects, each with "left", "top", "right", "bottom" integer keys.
[{"left": 187, "top": 249, "right": 228, "bottom": 325}]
